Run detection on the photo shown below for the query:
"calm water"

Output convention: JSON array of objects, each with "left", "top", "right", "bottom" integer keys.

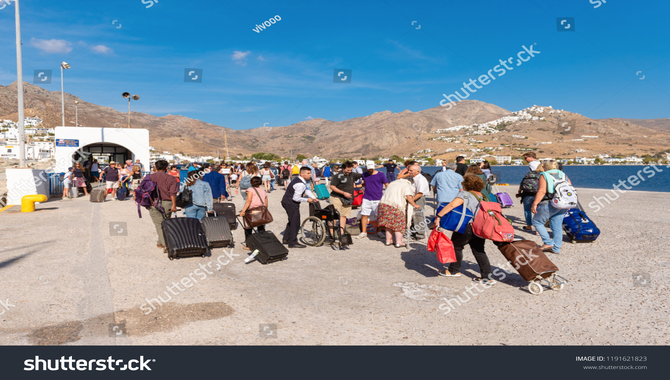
[{"left": 382, "top": 165, "right": 670, "bottom": 192}]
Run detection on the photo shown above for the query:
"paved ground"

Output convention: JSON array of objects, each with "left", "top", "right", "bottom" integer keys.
[{"left": 0, "top": 183, "right": 668, "bottom": 345}]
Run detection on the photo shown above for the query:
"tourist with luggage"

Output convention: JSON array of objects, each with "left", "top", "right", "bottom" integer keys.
[
  {"left": 261, "top": 163, "right": 272, "bottom": 193},
  {"left": 240, "top": 176, "right": 269, "bottom": 250},
  {"left": 431, "top": 162, "right": 463, "bottom": 207},
  {"left": 434, "top": 174, "right": 496, "bottom": 285},
  {"left": 329, "top": 161, "right": 363, "bottom": 237},
  {"left": 149, "top": 160, "right": 180, "bottom": 249},
  {"left": 269, "top": 163, "right": 278, "bottom": 191},
  {"left": 280, "top": 161, "right": 291, "bottom": 189},
  {"left": 523, "top": 152, "right": 538, "bottom": 167},
  {"left": 202, "top": 164, "right": 229, "bottom": 202},
  {"left": 130, "top": 165, "right": 143, "bottom": 199},
  {"left": 383, "top": 159, "right": 397, "bottom": 182},
  {"left": 357, "top": 162, "right": 389, "bottom": 240},
  {"left": 377, "top": 178, "right": 419, "bottom": 248},
  {"left": 291, "top": 162, "right": 300, "bottom": 180},
  {"left": 180, "top": 170, "right": 214, "bottom": 220},
  {"left": 99, "top": 161, "right": 120, "bottom": 200},
  {"left": 531, "top": 160, "right": 572, "bottom": 254},
  {"left": 466, "top": 164, "right": 492, "bottom": 201},
  {"left": 281, "top": 166, "right": 318, "bottom": 248},
  {"left": 455, "top": 156, "right": 468, "bottom": 176},
  {"left": 408, "top": 164, "right": 430, "bottom": 240},
  {"left": 72, "top": 161, "right": 89, "bottom": 197},
  {"left": 517, "top": 160, "right": 543, "bottom": 233}
]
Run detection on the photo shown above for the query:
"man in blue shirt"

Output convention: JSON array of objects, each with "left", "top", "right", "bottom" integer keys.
[
  {"left": 202, "top": 164, "right": 229, "bottom": 201},
  {"left": 430, "top": 162, "right": 463, "bottom": 208}
]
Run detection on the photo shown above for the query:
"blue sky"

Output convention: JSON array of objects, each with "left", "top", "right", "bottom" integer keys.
[{"left": 0, "top": 0, "right": 668, "bottom": 130}]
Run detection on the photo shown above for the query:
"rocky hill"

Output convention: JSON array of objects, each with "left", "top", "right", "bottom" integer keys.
[{"left": 1, "top": 81, "right": 669, "bottom": 160}]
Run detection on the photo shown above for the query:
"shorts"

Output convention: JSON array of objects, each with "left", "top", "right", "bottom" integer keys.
[
  {"left": 231, "top": 180, "right": 237, "bottom": 184},
  {"left": 63, "top": 179, "right": 72, "bottom": 187},
  {"left": 360, "top": 199, "right": 380, "bottom": 220},
  {"left": 106, "top": 181, "right": 119, "bottom": 189},
  {"left": 330, "top": 196, "right": 352, "bottom": 218},
  {"left": 262, "top": 175, "right": 271, "bottom": 181}
]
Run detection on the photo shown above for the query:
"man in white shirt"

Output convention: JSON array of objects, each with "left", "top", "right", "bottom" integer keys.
[
  {"left": 409, "top": 164, "right": 430, "bottom": 240},
  {"left": 281, "top": 166, "right": 318, "bottom": 248}
]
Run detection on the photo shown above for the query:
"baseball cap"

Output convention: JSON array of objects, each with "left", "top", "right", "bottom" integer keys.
[
  {"left": 529, "top": 161, "right": 541, "bottom": 171},
  {"left": 366, "top": 161, "right": 375, "bottom": 170}
]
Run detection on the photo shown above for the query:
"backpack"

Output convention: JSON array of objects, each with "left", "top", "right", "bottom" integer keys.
[
  {"left": 521, "top": 171, "right": 541, "bottom": 193},
  {"left": 134, "top": 174, "right": 163, "bottom": 218},
  {"left": 469, "top": 192, "right": 515, "bottom": 242},
  {"left": 281, "top": 167, "right": 291, "bottom": 178},
  {"left": 239, "top": 174, "right": 252, "bottom": 190},
  {"left": 542, "top": 170, "right": 578, "bottom": 209}
]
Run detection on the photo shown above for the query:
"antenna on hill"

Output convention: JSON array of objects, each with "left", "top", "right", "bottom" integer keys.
[{"left": 224, "top": 132, "right": 230, "bottom": 161}]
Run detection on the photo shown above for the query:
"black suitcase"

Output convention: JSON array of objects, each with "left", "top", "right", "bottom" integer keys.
[
  {"left": 162, "top": 217, "right": 210, "bottom": 260},
  {"left": 201, "top": 212, "right": 233, "bottom": 248},
  {"left": 213, "top": 201, "right": 236, "bottom": 230},
  {"left": 244, "top": 228, "right": 289, "bottom": 264}
]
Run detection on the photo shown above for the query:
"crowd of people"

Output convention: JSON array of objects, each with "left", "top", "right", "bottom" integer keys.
[{"left": 75, "top": 153, "right": 574, "bottom": 282}]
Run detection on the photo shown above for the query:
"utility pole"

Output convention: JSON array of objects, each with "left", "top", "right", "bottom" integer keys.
[{"left": 224, "top": 132, "right": 230, "bottom": 161}]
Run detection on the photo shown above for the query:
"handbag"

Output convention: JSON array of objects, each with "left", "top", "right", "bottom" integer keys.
[
  {"left": 175, "top": 186, "right": 192, "bottom": 208},
  {"left": 242, "top": 188, "right": 273, "bottom": 229},
  {"left": 436, "top": 202, "right": 473, "bottom": 234},
  {"left": 427, "top": 228, "right": 456, "bottom": 264}
]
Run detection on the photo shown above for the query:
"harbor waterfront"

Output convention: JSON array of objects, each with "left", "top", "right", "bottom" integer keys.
[{"left": 387, "top": 165, "right": 670, "bottom": 192}]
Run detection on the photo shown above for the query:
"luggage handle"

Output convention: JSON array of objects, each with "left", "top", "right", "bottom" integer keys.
[{"left": 207, "top": 211, "right": 218, "bottom": 217}]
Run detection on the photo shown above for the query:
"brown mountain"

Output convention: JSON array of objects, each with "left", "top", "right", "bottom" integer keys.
[{"left": 1, "top": 81, "right": 669, "bottom": 160}]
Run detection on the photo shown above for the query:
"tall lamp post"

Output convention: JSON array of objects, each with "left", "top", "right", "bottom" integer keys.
[
  {"left": 14, "top": 0, "right": 26, "bottom": 167},
  {"left": 60, "top": 61, "right": 70, "bottom": 127},
  {"left": 74, "top": 101, "right": 79, "bottom": 126},
  {"left": 122, "top": 92, "right": 140, "bottom": 128}
]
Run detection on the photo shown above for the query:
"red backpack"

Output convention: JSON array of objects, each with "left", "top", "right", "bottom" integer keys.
[{"left": 469, "top": 191, "right": 514, "bottom": 242}]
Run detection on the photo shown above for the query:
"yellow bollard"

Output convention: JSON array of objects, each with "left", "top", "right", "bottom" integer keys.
[{"left": 21, "top": 194, "right": 48, "bottom": 213}]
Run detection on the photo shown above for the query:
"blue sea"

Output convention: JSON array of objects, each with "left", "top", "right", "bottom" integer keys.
[{"left": 382, "top": 165, "right": 670, "bottom": 192}]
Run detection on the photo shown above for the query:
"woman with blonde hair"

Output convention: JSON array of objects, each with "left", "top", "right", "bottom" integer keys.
[{"left": 531, "top": 160, "right": 572, "bottom": 253}]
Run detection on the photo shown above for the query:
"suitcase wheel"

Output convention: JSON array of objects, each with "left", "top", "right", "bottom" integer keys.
[
  {"left": 571, "top": 239, "right": 576, "bottom": 244},
  {"left": 528, "top": 282, "right": 543, "bottom": 295}
]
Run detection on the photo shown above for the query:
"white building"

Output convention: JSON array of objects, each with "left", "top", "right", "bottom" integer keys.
[{"left": 54, "top": 127, "right": 150, "bottom": 173}]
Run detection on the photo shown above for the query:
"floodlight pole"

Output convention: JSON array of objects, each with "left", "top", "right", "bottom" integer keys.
[{"left": 15, "top": 0, "right": 26, "bottom": 167}]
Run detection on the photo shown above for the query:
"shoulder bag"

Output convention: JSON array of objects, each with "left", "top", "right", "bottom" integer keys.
[{"left": 242, "top": 188, "right": 273, "bottom": 229}]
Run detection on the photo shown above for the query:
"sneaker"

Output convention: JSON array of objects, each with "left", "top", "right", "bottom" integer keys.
[
  {"left": 356, "top": 233, "right": 368, "bottom": 239},
  {"left": 472, "top": 277, "right": 497, "bottom": 286},
  {"left": 438, "top": 270, "right": 461, "bottom": 277},
  {"left": 377, "top": 232, "right": 385, "bottom": 239}
]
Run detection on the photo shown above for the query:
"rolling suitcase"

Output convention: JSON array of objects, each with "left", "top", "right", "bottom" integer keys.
[
  {"left": 116, "top": 187, "right": 127, "bottom": 201},
  {"left": 496, "top": 239, "right": 567, "bottom": 294},
  {"left": 90, "top": 189, "right": 105, "bottom": 202},
  {"left": 563, "top": 207, "right": 600, "bottom": 243},
  {"left": 162, "top": 216, "right": 210, "bottom": 260},
  {"left": 314, "top": 184, "right": 330, "bottom": 200},
  {"left": 213, "top": 201, "right": 236, "bottom": 230},
  {"left": 493, "top": 185, "right": 513, "bottom": 208},
  {"left": 201, "top": 212, "right": 233, "bottom": 248},
  {"left": 242, "top": 220, "right": 289, "bottom": 264}
]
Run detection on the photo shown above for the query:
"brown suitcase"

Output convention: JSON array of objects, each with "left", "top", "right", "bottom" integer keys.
[{"left": 497, "top": 239, "right": 558, "bottom": 281}]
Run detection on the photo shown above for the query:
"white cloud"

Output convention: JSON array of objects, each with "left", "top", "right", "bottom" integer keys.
[
  {"left": 232, "top": 50, "right": 251, "bottom": 66},
  {"left": 30, "top": 38, "right": 72, "bottom": 54},
  {"left": 258, "top": 55, "right": 266, "bottom": 61},
  {"left": 91, "top": 45, "right": 113, "bottom": 54},
  {"left": 305, "top": 116, "right": 313, "bottom": 120}
]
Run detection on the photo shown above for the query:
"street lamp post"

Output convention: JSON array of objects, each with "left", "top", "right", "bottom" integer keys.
[
  {"left": 122, "top": 92, "right": 140, "bottom": 128},
  {"left": 74, "top": 101, "right": 79, "bottom": 126},
  {"left": 14, "top": 0, "right": 26, "bottom": 167},
  {"left": 60, "top": 61, "right": 70, "bottom": 127}
]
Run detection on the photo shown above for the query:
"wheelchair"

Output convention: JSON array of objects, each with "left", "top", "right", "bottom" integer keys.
[{"left": 299, "top": 204, "right": 350, "bottom": 250}]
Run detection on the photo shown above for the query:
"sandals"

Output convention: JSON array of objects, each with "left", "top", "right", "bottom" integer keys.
[
  {"left": 539, "top": 245, "right": 554, "bottom": 252},
  {"left": 385, "top": 242, "right": 393, "bottom": 246}
]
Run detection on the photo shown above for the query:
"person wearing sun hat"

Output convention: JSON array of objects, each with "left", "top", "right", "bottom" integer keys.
[{"left": 357, "top": 161, "right": 389, "bottom": 240}]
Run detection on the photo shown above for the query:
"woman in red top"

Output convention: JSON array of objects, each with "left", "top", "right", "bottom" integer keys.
[{"left": 168, "top": 165, "right": 180, "bottom": 180}]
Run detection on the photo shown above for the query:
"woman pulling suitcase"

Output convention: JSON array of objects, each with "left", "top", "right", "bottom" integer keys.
[{"left": 434, "top": 174, "right": 496, "bottom": 285}]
